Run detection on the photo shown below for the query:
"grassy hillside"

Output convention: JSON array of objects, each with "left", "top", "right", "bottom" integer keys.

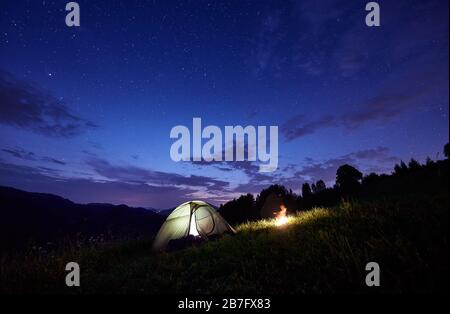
[{"left": 0, "top": 196, "right": 448, "bottom": 294}]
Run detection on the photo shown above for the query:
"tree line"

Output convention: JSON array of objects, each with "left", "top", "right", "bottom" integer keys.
[{"left": 219, "top": 143, "right": 449, "bottom": 225}]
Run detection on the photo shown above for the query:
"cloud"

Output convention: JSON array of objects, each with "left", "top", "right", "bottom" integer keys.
[
  {"left": 187, "top": 143, "right": 397, "bottom": 195},
  {"left": 189, "top": 146, "right": 274, "bottom": 189},
  {"left": 252, "top": 0, "right": 352, "bottom": 78},
  {"left": 0, "top": 161, "right": 198, "bottom": 208},
  {"left": 282, "top": 114, "right": 337, "bottom": 141},
  {"left": 294, "top": 147, "right": 399, "bottom": 185},
  {"left": 2, "top": 148, "right": 36, "bottom": 160},
  {"left": 0, "top": 144, "right": 397, "bottom": 208},
  {"left": 87, "top": 158, "right": 230, "bottom": 193},
  {"left": 0, "top": 70, "right": 97, "bottom": 138},
  {"left": 254, "top": 1, "right": 448, "bottom": 142},
  {"left": 2, "top": 147, "right": 67, "bottom": 165},
  {"left": 343, "top": 85, "right": 436, "bottom": 130},
  {"left": 295, "top": 156, "right": 354, "bottom": 185},
  {"left": 335, "top": 0, "right": 449, "bottom": 78},
  {"left": 282, "top": 58, "right": 448, "bottom": 141},
  {"left": 189, "top": 145, "right": 276, "bottom": 194},
  {"left": 344, "top": 146, "right": 400, "bottom": 167},
  {"left": 189, "top": 146, "right": 397, "bottom": 195},
  {"left": 351, "top": 147, "right": 387, "bottom": 159},
  {"left": 252, "top": 0, "right": 448, "bottom": 83},
  {"left": 42, "top": 157, "right": 67, "bottom": 165}
]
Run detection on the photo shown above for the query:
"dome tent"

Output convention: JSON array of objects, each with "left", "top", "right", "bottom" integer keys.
[{"left": 152, "top": 200, "right": 235, "bottom": 251}]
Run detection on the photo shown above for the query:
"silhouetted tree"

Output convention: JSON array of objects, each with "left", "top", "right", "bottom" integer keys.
[
  {"left": 400, "top": 161, "right": 408, "bottom": 172},
  {"left": 315, "top": 180, "right": 326, "bottom": 193},
  {"left": 445, "top": 143, "right": 449, "bottom": 158},
  {"left": 362, "top": 172, "right": 379, "bottom": 185},
  {"left": 394, "top": 164, "right": 402, "bottom": 175},
  {"left": 219, "top": 193, "right": 257, "bottom": 225},
  {"left": 219, "top": 142, "right": 449, "bottom": 222},
  {"left": 394, "top": 161, "right": 409, "bottom": 176},
  {"left": 256, "top": 185, "right": 286, "bottom": 209},
  {"left": 336, "top": 164, "right": 362, "bottom": 195},
  {"left": 255, "top": 184, "right": 297, "bottom": 215},
  {"left": 302, "top": 183, "right": 312, "bottom": 198},
  {"left": 408, "top": 159, "right": 421, "bottom": 171}
]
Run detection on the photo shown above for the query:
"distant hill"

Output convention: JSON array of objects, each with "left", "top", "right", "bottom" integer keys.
[
  {"left": 155, "top": 208, "right": 175, "bottom": 217},
  {"left": 0, "top": 186, "right": 165, "bottom": 251}
]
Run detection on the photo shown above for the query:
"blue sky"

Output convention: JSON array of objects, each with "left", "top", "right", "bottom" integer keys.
[{"left": 0, "top": 0, "right": 448, "bottom": 207}]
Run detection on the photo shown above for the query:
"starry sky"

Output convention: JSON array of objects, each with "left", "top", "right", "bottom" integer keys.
[{"left": 0, "top": 0, "right": 448, "bottom": 208}]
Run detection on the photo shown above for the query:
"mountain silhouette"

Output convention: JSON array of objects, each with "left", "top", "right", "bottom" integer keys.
[{"left": 0, "top": 186, "right": 165, "bottom": 251}]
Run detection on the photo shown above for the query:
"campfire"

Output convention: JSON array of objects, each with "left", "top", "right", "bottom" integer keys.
[{"left": 274, "top": 204, "right": 288, "bottom": 226}]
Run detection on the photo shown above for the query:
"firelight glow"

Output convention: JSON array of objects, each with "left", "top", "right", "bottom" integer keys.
[
  {"left": 274, "top": 204, "right": 288, "bottom": 226},
  {"left": 275, "top": 216, "right": 289, "bottom": 226}
]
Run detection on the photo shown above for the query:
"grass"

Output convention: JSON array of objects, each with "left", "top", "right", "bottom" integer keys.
[{"left": 0, "top": 197, "right": 448, "bottom": 294}]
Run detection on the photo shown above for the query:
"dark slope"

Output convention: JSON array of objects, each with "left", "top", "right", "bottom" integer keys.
[{"left": 0, "top": 186, "right": 164, "bottom": 251}]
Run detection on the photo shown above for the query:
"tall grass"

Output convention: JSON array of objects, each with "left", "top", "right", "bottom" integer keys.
[{"left": 0, "top": 197, "right": 447, "bottom": 294}]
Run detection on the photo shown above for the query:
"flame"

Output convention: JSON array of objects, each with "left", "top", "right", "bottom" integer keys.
[
  {"left": 275, "top": 215, "right": 288, "bottom": 226},
  {"left": 274, "top": 204, "right": 288, "bottom": 226}
]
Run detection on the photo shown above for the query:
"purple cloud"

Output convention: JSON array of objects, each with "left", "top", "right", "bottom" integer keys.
[
  {"left": 2, "top": 147, "right": 67, "bottom": 165},
  {"left": 0, "top": 70, "right": 98, "bottom": 138},
  {"left": 282, "top": 114, "right": 337, "bottom": 141},
  {"left": 294, "top": 147, "right": 399, "bottom": 185},
  {"left": 87, "top": 158, "right": 229, "bottom": 192},
  {"left": 0, "top": 161, "right": 202, "bottom": 208}
]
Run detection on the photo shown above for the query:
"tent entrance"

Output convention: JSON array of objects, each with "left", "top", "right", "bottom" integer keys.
[{"left": 189, "top": 212, "right": 199, "bottom": 236}]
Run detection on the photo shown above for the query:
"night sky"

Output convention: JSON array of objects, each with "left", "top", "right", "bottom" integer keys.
[{"left": 0, "top": 0, "right": 448, "bottom": 208}]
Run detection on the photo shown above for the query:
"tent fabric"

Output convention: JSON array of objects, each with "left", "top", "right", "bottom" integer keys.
[{"left": 152, "top": 200, "right": 235, "bottom": 251}]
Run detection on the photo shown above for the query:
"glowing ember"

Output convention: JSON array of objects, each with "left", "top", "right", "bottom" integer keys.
[{"left": 274, "top": 204, "right": 288, "bottom": 226}]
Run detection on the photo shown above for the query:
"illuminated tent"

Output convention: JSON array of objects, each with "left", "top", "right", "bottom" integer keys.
[
  {"left": 152, "top": 200, "right": 235, "bottom": 251},
  {"left": 260, "top": 192, "right": 285, "bottom": 219}
]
